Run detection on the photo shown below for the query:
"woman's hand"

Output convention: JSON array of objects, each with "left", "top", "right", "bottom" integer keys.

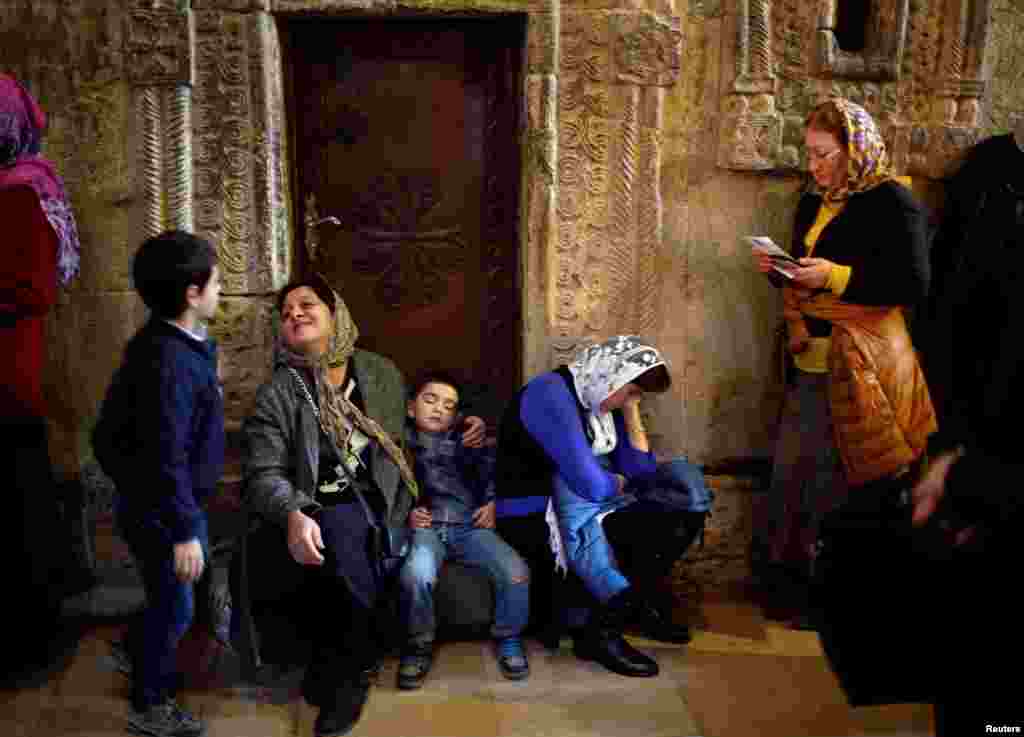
[
  {"left": 472, "top": 501, "right": 496, "bottom": 529},
  {"left": 461, "top": 415, "right": 487, "bottom": 448},
  {"left": 173, "top": 539, "right": 204, "bottom": 583},
  {"left": 788, "top": 335, "right": 809, "bottom": 354},
  {"left": 791, "top": 257, "right": 834, "bottom": 289},
  {"left": 408, "top": 506, "right": 433, "bottom": 530},
  {"left": 287, "top": 509, "right": 325, "bottom": 565},
  {"left": 753, "top": 252, "right": 776, "bottom": 274}
]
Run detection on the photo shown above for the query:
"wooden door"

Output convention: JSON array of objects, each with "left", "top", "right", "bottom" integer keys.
[{"left": 284, "top": 19, "right": 524, "bottom": 421}]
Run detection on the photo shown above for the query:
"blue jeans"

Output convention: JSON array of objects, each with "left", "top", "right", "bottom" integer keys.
[
  {"left": 553, "top": 456, "right": 712, "bottom": 605},
  {"left": 551, "top": 457, "right": 634, "bottom": 605},
  {"left": 118, "top": 511, "right": 208, "bottom": 711},
  {"left": 398, "top": 524, "right": 530, "bottom": 641}
]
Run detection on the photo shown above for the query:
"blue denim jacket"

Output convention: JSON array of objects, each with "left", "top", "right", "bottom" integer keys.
[{"left": 405, "top": 422, "right": 496, "bottom": 524}]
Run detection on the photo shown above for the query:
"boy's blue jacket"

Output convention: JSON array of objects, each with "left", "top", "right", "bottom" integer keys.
[{"left": 92, "top": 318, "right": 225, "bottom": 543}]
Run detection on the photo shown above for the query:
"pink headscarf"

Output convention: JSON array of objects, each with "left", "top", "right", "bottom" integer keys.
[{"left": 0, "top": 75, "right": 80, "bottom": 286}]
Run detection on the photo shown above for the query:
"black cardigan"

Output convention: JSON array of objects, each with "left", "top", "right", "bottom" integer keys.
[{"left": 789, "top": 180, "right": 932, "bottom": 337}]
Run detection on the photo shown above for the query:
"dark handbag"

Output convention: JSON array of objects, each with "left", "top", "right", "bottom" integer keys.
[
  {"left": 287, "top": 368, "right": 412, "bottom": 576},
  {"left": 345, "top": 473, "right": 412, "bottom": 577},
  {"left": 811, "top": 473, "right": 951, "bottom": 706}
]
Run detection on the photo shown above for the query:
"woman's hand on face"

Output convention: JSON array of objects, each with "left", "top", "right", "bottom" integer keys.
[
  {"left": 408, "top": 506, "right": 432, "bottom": 530},
  {"left": 791, "top": 257, "right": 833, "bottom": 289},
  {"left": 461, "top": 415, "right": 487, "bottom": 448},
  {"left": 287, "top": 509, "right": 325, "bottom": 565}
]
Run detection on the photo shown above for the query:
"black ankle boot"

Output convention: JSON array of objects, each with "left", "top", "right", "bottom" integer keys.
[
  {"left": 575, "top": 588, "right": 658, "bottom": 677},
  {"left": 632, "top": 600, "right": 692, "bottom": 644}
]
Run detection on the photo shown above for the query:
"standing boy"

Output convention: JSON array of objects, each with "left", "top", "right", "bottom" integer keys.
[
  {"left": 397, "top": 372, "right": 530, "bottom": 689},
  {"left": 93, "top": 230, "right": 224, "bottom": 737}
]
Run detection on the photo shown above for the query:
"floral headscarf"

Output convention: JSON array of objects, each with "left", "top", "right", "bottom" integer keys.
[
  {"left": 276, "top": 286, "right": 419, "bottom": 499},
  {"left": 818, "top": 98, "right": 895, "bottom": 204},
  {"left": 567, "top": 335, "right": 667, "bottom": 455},
  {"left": 0, "top": 75, "right": 80, "bottom": 286}
]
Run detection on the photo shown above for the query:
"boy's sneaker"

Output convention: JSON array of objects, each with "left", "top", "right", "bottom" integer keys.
[
  {"left": 495, "top": 636, "right": 530, "bottom": 680},
  {"left": 396, "top": 640, "right": 434, "bottom": 690},
  {"left": 127, "top": 700, "right": 205, "bottom": 737}
]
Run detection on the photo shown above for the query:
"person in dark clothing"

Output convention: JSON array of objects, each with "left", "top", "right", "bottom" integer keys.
[
  {"left": 240, "top": 275, "right": 486, "bottom": 737},
  {"left": 0, "top": 74, "right": 86, "bottom": 690},
  {"left": 495, "top": 336, "right": 712, "bottom": 679},
  {"left": 912, "top": 129, "right": 1024, "bottom": 736},
  {"left": 396, "top": 372, "right": 530, "bottom": 689},
  {"left": 93, "top": 230, "right": 224, "bottom": 737}
]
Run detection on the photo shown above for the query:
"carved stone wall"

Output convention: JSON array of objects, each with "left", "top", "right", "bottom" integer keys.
[
  {"left": 718, "top": 0, "right": 996, "bottom": 178},
  {"left": 0, "top": 0, "right": 135, "bottom": 476},
  {"left": 6, "top": 0, "right": 1024, "bottom": 593}
]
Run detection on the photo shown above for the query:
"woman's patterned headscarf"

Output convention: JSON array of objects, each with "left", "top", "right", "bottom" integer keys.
[
  {"left": 818, "top": 98, "right": 895, "bottom": 204},
  {"left": 567, "top": 335, "right": 667, "bottom": 455},
  {"left": 277, "top": 286, "right": 419, "bottom": 498},
  {"left": 0, "top": 75, "right": 80, "bottom": 286}
]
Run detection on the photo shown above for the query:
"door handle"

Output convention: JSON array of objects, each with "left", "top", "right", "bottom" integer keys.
[{"left": 304, "top": 192, "right": 343, "bottom": 262}]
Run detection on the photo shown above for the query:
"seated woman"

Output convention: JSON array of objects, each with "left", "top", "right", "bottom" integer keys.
[
  {"left": 241, "top": 274, "right": 483, "bottom": 737},
  {"left": 495, "top": 335, "right": 712, "bottom": 678}
]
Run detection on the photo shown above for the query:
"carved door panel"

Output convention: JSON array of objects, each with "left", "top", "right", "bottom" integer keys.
[{"left": 285, "top": 19, "right": 523, "bottom": 421}]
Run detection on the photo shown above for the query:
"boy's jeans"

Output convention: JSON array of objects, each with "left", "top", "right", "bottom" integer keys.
[
  {"left": 398, "top": 524, "right": 530, "bottom": 642},
  {"left": 118, "top": 511, "right": 208, "bottom": 711}
]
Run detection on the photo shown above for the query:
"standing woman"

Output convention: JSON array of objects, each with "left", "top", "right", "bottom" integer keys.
[
  {"left": 0, "top": 75, "right": 83, "bottom": 686},
  {"left": 750, "top": 99, "right": 936, "bottom": 628}
]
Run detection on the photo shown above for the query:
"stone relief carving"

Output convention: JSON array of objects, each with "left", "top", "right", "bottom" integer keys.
[
  {"left": 636, "top": 89, "right": 664, "bottom": 335},
  {"left": 191, "top": 8, "right": 290, "bottom": 294},
  {"left": 612, "top": 14, "right": 683, "bottom": 87},
  {"left": 720, "top": 0, "right": 994, "bottom": 178},
  {"left": 907, "top": 0, "right": 993, "bottom": 177},
  {"left": 718, "top": 0, "right": 781, "bottom": 170},
  {"left": 125, "top": 8, "right": 192, "bottom": 87}
]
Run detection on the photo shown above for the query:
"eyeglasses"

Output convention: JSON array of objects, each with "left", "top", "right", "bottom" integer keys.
[{"left": 807, "top": 148, "right": 843, "bottom": 163}]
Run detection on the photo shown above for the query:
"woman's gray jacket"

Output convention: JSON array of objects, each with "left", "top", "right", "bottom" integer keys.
[{"left": 242, "top": 348, "right": 415, "bottom": 529}]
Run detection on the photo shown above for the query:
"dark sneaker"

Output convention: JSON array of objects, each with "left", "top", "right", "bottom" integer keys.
[
  {"left": 495, "top": 636, "right": 530, "bottom": 680},
  {"left": 396, "top": 641, "right": 434, "bottom": 690},
  {"left": 127, "top": 700, "right": 205, "bottom": 737},
  {"left": 314, "top": 679, "right": 371, "bottom": 737}
]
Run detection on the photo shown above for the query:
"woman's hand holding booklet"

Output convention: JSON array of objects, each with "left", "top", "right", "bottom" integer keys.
[{"left": 747, "top": 235, "right": 799, "bottom": 280}]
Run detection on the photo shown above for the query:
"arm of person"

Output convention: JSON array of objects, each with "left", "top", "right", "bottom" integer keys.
[
  {"left": 932, "top": 445, "right": 1024, "bottom": 528},
  {"left": 470, "top": 443, "right": 498, "bottom": 528},
  {"left": 461, "top": 415, "right": 487, "bottom": 448},
  {"left": 0, "top": 188, "right": 58, "bottom": 321},
  {"left": 610, "top": 405, "right": 657, "bottom": 478},
  {"left": 520, "top": 374, "right": 621, "bottom": 502},
  {"left": 242, "top": 378, "right": 319, "bottom": 526},
  {"left": 148, "top": 351, "right": 207, "bottom": 547},
  {"left": 242, "top": 378, "right": 325, "bottom": 564},
  {"left": 840, "top": 183, "right": 931, "bottom": 306}
]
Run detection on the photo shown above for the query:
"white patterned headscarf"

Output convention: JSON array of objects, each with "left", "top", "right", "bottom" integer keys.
[{"left": 566, "top": 335, "right": 667, "bottom": 456}]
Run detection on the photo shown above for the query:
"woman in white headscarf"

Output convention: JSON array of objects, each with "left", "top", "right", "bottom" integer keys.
[{"left": 495, "top": 336, "right": 713, "bottom": 678}]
